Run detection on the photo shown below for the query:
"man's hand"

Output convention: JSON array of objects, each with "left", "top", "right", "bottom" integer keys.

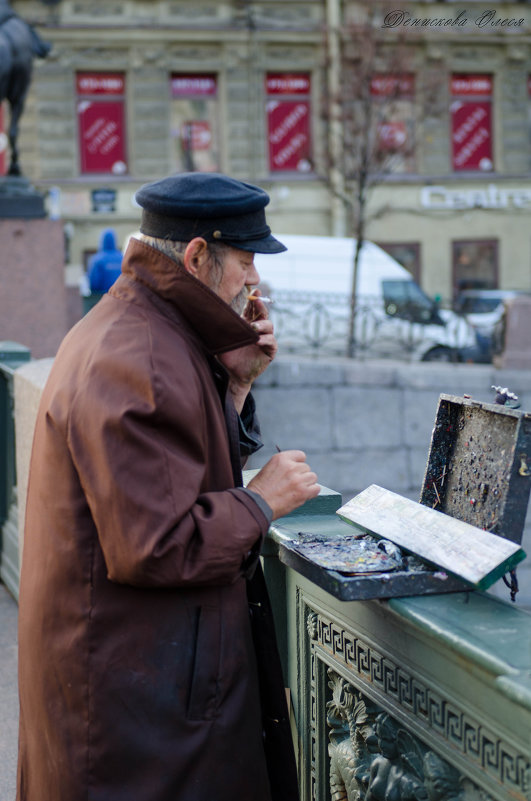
[
  {"left": 247, "top": 450, "right": 320, "bottom": 520},
  {"left": 219, "top": 296, "right": 278, "bottom": 413}
]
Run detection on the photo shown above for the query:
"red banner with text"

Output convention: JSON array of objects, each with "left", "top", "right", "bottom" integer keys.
[
  {"left": 451, "top": 101, "right": 492, "bottom": 171},
  {"left": 267, "top": 100, "right": 311, "bottom": 172},
  {"left": 78, "top": 100, "right": 127, "bottom": 174},
  {"left": 171, "top": 74, "right": 217, "bottom": 98},
  {"left": 77, "top": 73, "right": 125, "bottom": 96},
  {"left": 266, "top": 74, "right": 311, "bottom": 95},
  {"left": 451, "top": 74, "right": 492, "bottom": 97},
  {"left": 370, "top": 73, "right": 415, "bottom": 97}
]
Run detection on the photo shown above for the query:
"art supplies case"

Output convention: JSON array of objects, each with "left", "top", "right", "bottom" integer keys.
[{"left": 264, "top": 394, "right": 530, "bottom": 601}]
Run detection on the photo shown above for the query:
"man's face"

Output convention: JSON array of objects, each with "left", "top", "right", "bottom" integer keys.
[{"left": 208, "top": 246, "right": 260, "bottom": 314}]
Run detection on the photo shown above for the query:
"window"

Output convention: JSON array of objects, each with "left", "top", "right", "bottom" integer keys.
[
  {"left": 266, "top": 73, "right": 312, "bottom": 174},
  {"left": 452, "top": 239, "right": 498, "bottom": 296},
  {"left": 382, "top": 280, "right": 440, "bottom": 324},
  {"left": 450, "top": 74, "right": 493, "bottom": 172},
  {"left": 377, "top": 242, "right": 421, "bottom": 283},
  {"left": 77, "top": 72, "right": 127, "bottom": 176},
  {"left": 370, "top": 73, "right": 416, "bottom": 173},
  {"left": 170, "top": 74, "right": 219, "bottom": 172}
]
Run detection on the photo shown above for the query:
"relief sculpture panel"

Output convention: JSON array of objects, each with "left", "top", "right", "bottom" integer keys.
[
  {"left": 302, "top": 602, "right": 530, "bottom": 801},
  {"left": 327, "top": 670, "right": 465, "bottom": 801}
]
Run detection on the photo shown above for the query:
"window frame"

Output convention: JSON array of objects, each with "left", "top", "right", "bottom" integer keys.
[
  {"left": 450, "top": 73, "right": 494, "bottom": 173},
  {"left": 377, "top": 241, "right": 421, "bottom": 283},
  {"left": 76, "top": 71, "right": 128, "bottom": 177},
  {"left": 265, "top": 72, "right": 313, "bottom": 175},
  {"left": 452, "top": 238, "right": 499, "bottom": 298},
  {"left": 169, "top": 73, "right": 220, "bottom": 173}
]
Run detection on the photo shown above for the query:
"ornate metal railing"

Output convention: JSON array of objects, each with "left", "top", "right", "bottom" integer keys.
[
  {"left": 298, "top": 592, "right": 531, "bottom": 801},
  {"left": 266, "top": 291, "right": 468, "bottom": 360},
  {"left": 259, "top": 484, "right": 531, "bottom": 801}
]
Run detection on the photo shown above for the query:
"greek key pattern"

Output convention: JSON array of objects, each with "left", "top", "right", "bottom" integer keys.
[
  {"left": 309, "top": 641, "right": 317, "bottom": 801},
  {"left": 309, "top": 608, "right": 530, "bottom": 798}
]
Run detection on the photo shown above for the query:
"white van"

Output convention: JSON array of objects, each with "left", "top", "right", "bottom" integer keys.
[{"left": 254, "top": 234, "right": 478, "bottom": 361}]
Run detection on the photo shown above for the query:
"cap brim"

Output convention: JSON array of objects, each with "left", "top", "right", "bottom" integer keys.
[{"left": 224, "top": 234, "right": 287, "bottom": 254}]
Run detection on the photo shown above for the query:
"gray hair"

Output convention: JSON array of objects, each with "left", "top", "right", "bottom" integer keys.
[{"left": 136, "top": 233, "right": 229, "bottom": 288}]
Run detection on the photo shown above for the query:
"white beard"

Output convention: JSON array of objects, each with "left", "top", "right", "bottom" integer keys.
[{"left": 231, "top": 288, "right": 249, "bottom": 316}]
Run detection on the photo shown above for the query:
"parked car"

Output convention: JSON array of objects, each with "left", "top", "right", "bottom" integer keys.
[
  {"left": 455, "top": 289, "right": 528, "bottom": 332},
  {"left": 455, "top": 289, "right": 531, "bottom": 362},
  {"left": 254, "top": 234, "right": 477, "bottom": 361}
]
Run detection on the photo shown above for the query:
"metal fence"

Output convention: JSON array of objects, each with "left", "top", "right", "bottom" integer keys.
[{"left": 264, "top": 291, "right": 472, "bottom": 361}]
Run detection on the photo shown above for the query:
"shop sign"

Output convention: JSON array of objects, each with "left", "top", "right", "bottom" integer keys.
[
  {"left": 370, "top": 73, "right": 415, "bottom": 97},
  {"left": 377, "top": 120, "right": 407, "bottom": 150},
  {"left": 267, "top": 100, "right": 311, "bottom": 171},
  {"left": 171, "top": 74, "right": 217, "bottom": 97},
  {"left": 91, "top": 188, "right": 116, "bottom": 213},
  {"left": 420, "top": 184, "right": 531, "bottom": 210},
  {"left": 451, "top": 74, "right": 492, "bottom": 96},
  {"left": 266, "top": 74, "right": 311, "bottom": 95},
  {"left": 78, "top": 100, "right": 127, "bottom": 174},
  {"left": 77, "top": 73, "right": 125, "bottom": 96}
]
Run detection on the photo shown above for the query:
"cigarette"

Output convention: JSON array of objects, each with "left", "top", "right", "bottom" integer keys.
[{"left": 247, "top": 292, "right": 274, "bottom": 304}]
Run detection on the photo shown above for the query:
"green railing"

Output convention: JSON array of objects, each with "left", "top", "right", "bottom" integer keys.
[
  {"left": 0, "top": 342, "right": 31, "bottom": 600},
  {"left": 259, "top": 483, "right": 531, "bottom": 801}
]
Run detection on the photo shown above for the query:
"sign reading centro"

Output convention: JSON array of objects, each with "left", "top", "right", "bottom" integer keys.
[{"left": 421, "top": 184, "right": 531, "bottom": 210}]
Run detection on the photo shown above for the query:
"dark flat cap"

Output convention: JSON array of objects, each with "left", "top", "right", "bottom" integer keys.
[{"left": 135, "top": 172, "right": 286, "bottom": 254}]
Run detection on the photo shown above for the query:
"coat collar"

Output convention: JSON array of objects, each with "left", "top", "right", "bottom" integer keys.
[{"left": 115, "top": 237, "right": 259, "bottom": 355}]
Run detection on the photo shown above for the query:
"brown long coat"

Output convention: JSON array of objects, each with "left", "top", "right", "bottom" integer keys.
[{"left": 17, "top": 239, "right": 298, "bottom": 801}]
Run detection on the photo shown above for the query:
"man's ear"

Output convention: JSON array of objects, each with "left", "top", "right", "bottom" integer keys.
[{"left": 183, "top": 237, "right": 210, "bottom": 279}]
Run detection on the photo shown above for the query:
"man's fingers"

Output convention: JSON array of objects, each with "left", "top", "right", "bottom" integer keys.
[
  {"left": 245, "top": 299, "right": 269, "bottom": 323},
  {"left": 251, "top": 321, "right": 274, "bottom": 339},
  {"left": 276, "top": 449, "right": 307, "bottom": 462},
  {"left": 256, "top": 335, "right": 277, "bottom": 358},
  {"left": 247, "top": 449, "right": 319, "bottom": 519}
]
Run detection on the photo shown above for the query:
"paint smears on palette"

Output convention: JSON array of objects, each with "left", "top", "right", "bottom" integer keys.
[{"left": 290, "top": 535, "right": 402, "bottom": 575}]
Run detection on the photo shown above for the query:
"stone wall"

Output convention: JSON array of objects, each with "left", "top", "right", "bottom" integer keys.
[
  {"left": 0, "top": 221, "right": 67, "bottom": 359},
  {"left": 248, "top": 355, "right": 531, "bottom": 608},
  {"left": 14, "top": 359, "right": 55, "bottom": 563}
]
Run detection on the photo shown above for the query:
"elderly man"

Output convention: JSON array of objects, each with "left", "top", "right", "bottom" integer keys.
[{"left": 17, "top": 173, "right": 319, "bottom": 801}]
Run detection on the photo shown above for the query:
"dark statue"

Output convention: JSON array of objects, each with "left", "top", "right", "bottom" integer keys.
[{"left": 0, "top": 0, "right": 51, "bottom": 176}]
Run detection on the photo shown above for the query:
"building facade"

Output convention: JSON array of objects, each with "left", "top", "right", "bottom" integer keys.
[{"left": 6, "top": 0, "right": 531, "bottom": 305}]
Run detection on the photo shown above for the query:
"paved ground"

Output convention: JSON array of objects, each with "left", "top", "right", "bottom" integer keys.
[{"left": 0, "top": 583, "right": 18, "bottom": 801}]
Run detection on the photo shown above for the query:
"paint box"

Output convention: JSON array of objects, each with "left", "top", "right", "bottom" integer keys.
[{"left": 421, "top": 394, "right": 531, "bottom": 546}]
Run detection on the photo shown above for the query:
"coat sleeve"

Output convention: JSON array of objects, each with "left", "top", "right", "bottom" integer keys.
[{"left": 66, "top": 337, "right": 270, "bottom": 589}]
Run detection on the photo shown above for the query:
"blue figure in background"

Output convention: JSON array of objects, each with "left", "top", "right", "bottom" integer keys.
[{"left": 88, "top": 228, "right": 123, "bottom": 293}]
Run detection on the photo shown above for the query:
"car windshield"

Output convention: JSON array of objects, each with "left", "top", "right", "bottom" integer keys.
[
  {"left": 382, "top": 280, "right": 437, "bottom": 323},
  {"left": 459, "top": 297, "right": 502, "bottom": 314}
]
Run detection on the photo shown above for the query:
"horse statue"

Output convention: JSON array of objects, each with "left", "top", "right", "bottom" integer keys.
[{"left": 0, "top": 0, "right": 51, "bottom": 176}]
